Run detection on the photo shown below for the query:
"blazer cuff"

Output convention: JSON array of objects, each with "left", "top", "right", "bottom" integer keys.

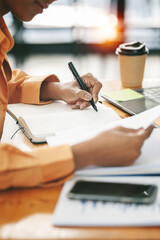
[{"left": 21, "top": 74, "right": 60, "bottom": 104}]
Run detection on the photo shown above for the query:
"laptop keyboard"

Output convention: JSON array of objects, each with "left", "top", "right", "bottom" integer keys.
[{"left": 136, "top": 87, "right": 160, "bottom": 104}]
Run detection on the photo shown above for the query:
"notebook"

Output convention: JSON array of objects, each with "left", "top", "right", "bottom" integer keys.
[
  {"left": 101, "top": 86, "right": 160, "bottom": 115},
  {"left": 7, "top": 101, "right": 120, "bottom": 144}
]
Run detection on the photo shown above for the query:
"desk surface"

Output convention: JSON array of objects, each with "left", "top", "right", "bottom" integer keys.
[{"left": 1, "top": 79, "right": 160, "bottom": 239}]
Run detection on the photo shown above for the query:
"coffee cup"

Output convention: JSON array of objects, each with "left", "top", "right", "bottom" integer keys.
[{"left": 116, "top": 41, "right": 149, "bottom": 88}]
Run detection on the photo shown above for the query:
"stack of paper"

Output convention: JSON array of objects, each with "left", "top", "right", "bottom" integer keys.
[
  {"left": 53, "top": 176, "right": 160, "bottom": 226},
  {"left": 76, "top": 128, "right": 160, "bottom": 176},
  {"left": 51, "top": 104, "right": 160, "bottom": 227}
]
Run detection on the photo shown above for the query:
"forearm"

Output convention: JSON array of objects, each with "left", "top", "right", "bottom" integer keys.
[
  {"left": 40, "top": 81, "right": 64, "bottom": 101},
  {"left": 72, "top": 139, "right": 97, "bottom": 170},
  {"left": 72, "top": 126, "right": 153, "bottom": 170},
  {"left": 0, "top": 143, "right": 74, "bottom": 190}
]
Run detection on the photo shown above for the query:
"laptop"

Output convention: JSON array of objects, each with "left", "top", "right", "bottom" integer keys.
[{"left": 101, "top": 86, "right": 160, "bottom": 115}]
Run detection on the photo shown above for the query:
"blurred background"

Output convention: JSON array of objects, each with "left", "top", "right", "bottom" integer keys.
[{"left": 5, "top": 0, "right": 160, "bottom": 83}]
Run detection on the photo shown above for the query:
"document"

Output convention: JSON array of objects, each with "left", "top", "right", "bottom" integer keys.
[
  {"left": 47, "top": 105, "right": 160, "bottom": 176},
  {"left": 76, "top": 128, "right": 160, "bottom": 176},
  {"left": 53, "top": 176, "right": 160, "bottom": 226},
  {"left": 7, "top": 101, "right": 120, "bottom": 143},
  {"left": 47, "top": 104, "right": 160, "bottom": 146}
]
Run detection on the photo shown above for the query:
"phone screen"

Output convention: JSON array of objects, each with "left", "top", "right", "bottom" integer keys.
[{"left": 68, "top": 180, "right": 158, "bottom": 204}]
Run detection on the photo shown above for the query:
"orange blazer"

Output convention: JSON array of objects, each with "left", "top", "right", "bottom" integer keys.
[{"left": 0, "top": 17, "right": 75, "bottom": 190}]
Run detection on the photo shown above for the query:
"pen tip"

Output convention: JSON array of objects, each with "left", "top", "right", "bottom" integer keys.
[{"left": 94, "top": 105, "right": 98, "bottom": 112}]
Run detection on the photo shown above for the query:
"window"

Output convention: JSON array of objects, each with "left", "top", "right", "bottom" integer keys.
[
  {"left": 4, "top": 0, "right": 160, "bottom": 52},
  {"left": 125, "top": 0, "right": 160, "bottom": 50}
]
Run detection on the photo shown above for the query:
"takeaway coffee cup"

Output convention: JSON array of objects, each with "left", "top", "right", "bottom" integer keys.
[{"left": 116, "top": 41, "right": 149, "bottom": 88}]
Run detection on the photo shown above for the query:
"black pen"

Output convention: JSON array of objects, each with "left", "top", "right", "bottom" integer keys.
[{"left": 68, "top": 62, "right": 98, "bottom": 112}]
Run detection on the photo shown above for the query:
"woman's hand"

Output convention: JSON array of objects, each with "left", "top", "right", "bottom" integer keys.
[
  {"left": 40, "top": 73, "right": 102, "bottom": 109},
  {"left": 72, "top": 125, "right": 154, "bottom": 169}
]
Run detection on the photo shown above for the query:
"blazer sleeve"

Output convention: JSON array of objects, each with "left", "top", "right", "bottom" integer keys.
[
  {"left": 8, "top": 69, "right": 60, "bottom": 104},
  {"left": 0, "top": 143, "right": 75, "bottom": 190},
  {"left": 4, "top": 69, "right": 75, "bottom": 190}
]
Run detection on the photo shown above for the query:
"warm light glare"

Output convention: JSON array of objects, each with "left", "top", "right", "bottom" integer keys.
[
  {"left": 24, "top": 5, "right": 118, "bottom": 42},
  {"left": 100, "top": 14, "right": 118, "bottom": 41},
  {"left": 25, "top": 6, "right": 76, "bottom": 28}
]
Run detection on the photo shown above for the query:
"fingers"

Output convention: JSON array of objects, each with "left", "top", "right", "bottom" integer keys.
[
  {"left": 72, "top": 100, "right": 90, "bottom": 110},
  {"left": 129, "top": 126, "right": 154, "bottom": 153},
  {"left": 70, "top": 73, "right": 101, "bottom": 109},
  {"left": 138, "top": 125, "right": 154, "bottom": 140},
  {"left": 116, "top": 126, "right": 142, "bottom": 133},
  {"left": 115, "top": 125, "right": 154, "bottom": 139},
  {"left": 79, "top": 101, "right": 90, "bottom": 110},
  {"left": 81, "top": 73, "right": 102, "bottom": 102},
  {"left": 147, "top": 125, "right": 155, "bottom": 137},
  {"left": 118, "top": 126, "right": 154, "bottom": 163},
  {"left": 70, "top": 88, "right": 91, "bottom": 109},
  {"left": 77, "top": 90, "right": 92, "bottom": 102},
  {"left": 72, "top": 89, "right": 93, "bottom": 110},
  {"left": 113, "top": 125, "right": 154, "bottom": 150},
  {"left": 92, "top": 82, "right": 102, "bottom": 102}
]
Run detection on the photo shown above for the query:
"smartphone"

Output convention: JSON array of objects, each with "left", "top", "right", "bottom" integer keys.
[{"left": 68, "top": 180, "right": 158, "bottom": 204}]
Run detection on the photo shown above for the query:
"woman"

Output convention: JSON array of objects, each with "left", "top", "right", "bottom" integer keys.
[{"left": 0, "top": 0, "right": 153, "bottom": 190}]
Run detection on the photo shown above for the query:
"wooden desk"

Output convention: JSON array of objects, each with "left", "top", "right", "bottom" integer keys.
[{"left": 1, "top": 80, "right": 160, "bottom": 239}]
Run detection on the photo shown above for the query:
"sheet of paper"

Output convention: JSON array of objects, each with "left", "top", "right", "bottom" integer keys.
[
  {"left": 47, "top": 104, "right": 160, "bottom": 149},
  {"left": 104, "top": 88, "right": 144, "bottom": 101},
  {"left": 46, "top": 121, "right": 118, "bottom": 146},
  {"left": 47, "top": 107, "right": 160, "bottom": 176},
  {"left": 53, "top": 176, "right": 160, "bottom": 227},
  {"left": 76, "top": 128, "right": 160, "bottom": 176},
  {"left": 119, "top": 104, "right": 160, "bottom": 129}
]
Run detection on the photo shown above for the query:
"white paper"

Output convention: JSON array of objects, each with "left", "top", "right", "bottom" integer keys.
[
  {"left": 47, "top": 104, "right": 160, "bottom": 147},
  {"left": 46, "top": 103, "right": 121, "bottom": 145},
  {"left": 7, "top": 101, "right": 74, "bottom": 118},
  {"left": 22, "top": 102, "right": 119, "bottom": 137},
  {"left": 53, "top": 176, "right": 160, "bottom": 227},
  {"left": 8, "top": 102, "right": 120, "bottom": 141},
  {"left": 119, "top": 104, "right": 160, "bottom": 129},
  {"left": 46, "top": 103, "right": 160, "bottom": 176},
  {"left": 76, "top": 128, "right": 160, "bottom": 176},
  {"left": 46, "top": 121, "right": 117, "bottom": 146}
]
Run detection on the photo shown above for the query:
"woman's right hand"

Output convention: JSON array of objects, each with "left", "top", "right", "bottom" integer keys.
[{"left": 72, "top": 125, "right": 154, "bottom": 170}]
